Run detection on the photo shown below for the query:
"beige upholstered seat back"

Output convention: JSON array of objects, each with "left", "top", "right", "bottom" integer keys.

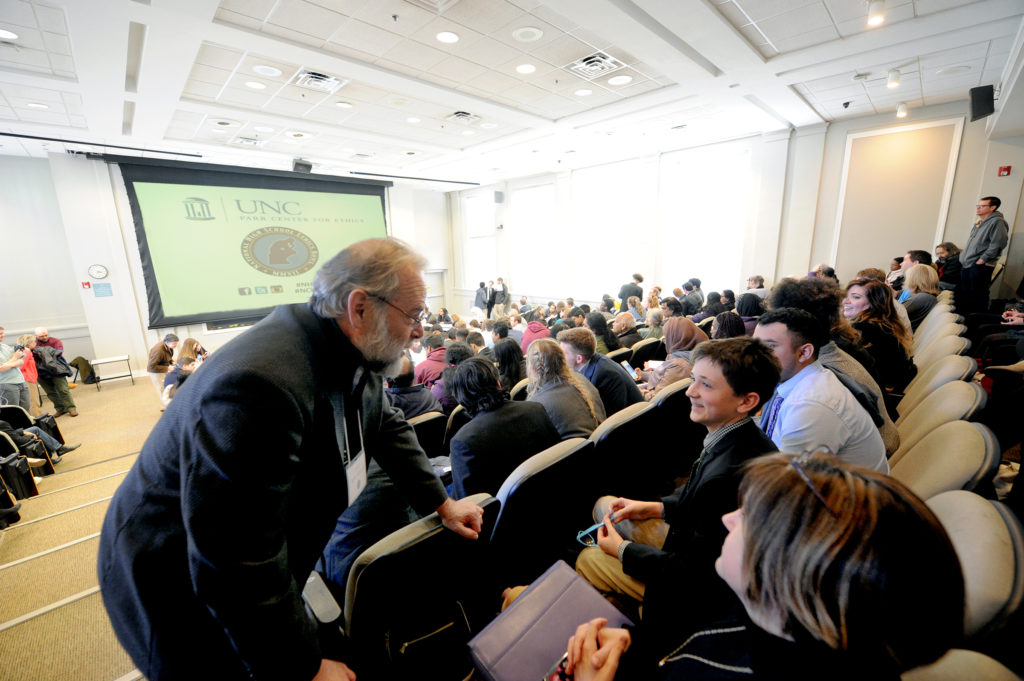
[
  {"left": 913, "top": 335, "right": 971, "bottom": 373},
  {"left": 890, "top": 421, "right": 999, "bottom": 499},
  {"left": 890, "top": 381, "right": 986, "bottom": 465},
  {"left": 897, "top": 355, "right": 976, "bottom": 421},
  {"left": 902, "top": 649, "right": 1023, "bottom": 681}
]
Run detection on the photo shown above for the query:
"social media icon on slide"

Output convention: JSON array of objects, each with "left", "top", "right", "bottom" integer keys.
[
  {"left": 255, "top": 286, "right": 268, "bottom": 294},
  {"left": 238, "top": 287, "right": 252, "bottom": 295},
  {"left": 271, "top": 285, "right": 284, "bottom": 294}
]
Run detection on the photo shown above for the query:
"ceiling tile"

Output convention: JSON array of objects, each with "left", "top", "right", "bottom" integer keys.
[
  {"left": 914, "top": 0, "right": 975, "bottom": 15},
  {"left": 323, "top": 41, "right": 378, "bottom": 62},
  {"left": 336, "top": 81, "right": 390, "bottom": 102},
  {"left": 48, "top": 54, "right": 74, "bottom": 73},
  {"left": 503, "top": 81, "right": 550, "bottom": 103},
  {"left": 329, "top": 19, "right": 404, "bottom": 56},
  {"left": 528, "top": 33, "right": 595, "bottom": 67},
  {"left": 757, "top": 3, "right": 832, "bottom": 42},
  {"left": 372, "top": 58, "right": 421, "bottom": 77},
  {"left": 464, "top": 69, "right": 521, "bottom": 95},
  {"left": 196, "top": 43, "right": 245, "bottom": 70},
  {"left": 351, "top": 0, "right": 435, "bottom": 36},
  {"left": 417, "top": 72, "right": 461, "bottom": 89},
  {"left": 430, "top": 54, "right": 489, "bottom": 81},
  {"left": 443, "top": 0, "right": 525, "bottom": 34},
  {"left": 41, "top": 32, "right": 70, "bottom": 56},
  {"left": 529, "top": 5, "right": 579, "bottom": 32},
  {"left": 220, "top": 86, "right": 273, "bottom": 106},
  {"left": 214, "top": 8, "right": 265, "bottom": 30},
  {"left": 191, "top": 63, "right": 233, "bottom": 86},
  {"left": 261, "top": 22, "right": 326, "bottom": 47},
  {"left": 507, "top": 0, "right": 543, "bottom": 9},
  {"left": 275, "top": 83, "right": 333, "bottom": 105},
  {"left": 264, "top": 97, "right": 317, "bottom": 116},
  {"left": 714, "top": 2, "right": 753, "bottom": 27},
  {"left": 569, "top": 26, "right": 613, "bottom": 51},
  {"left": 734, "top": 0, "right": 820, "bottom": 22},
  {"left": 380, "top": 38, "right": 450, "bottom": 71},
  {"left": 267, "top": 0, "right": 349, "bottom": 39},
  {"left": 738, "top": 24, "right": 771, "bottom": 48},
  {"left": 773, "top": 25, "right": 840, "bottom": 52},
  {"left": 2, "top": 0, "right": 36, "bottom": 27},
  {"left": 184, "top": 80, "right": 223, "bottom": 98},
  {"left": 34, "top": 5, "right": 66, "bottom": 33},
  {"left": 462, "top": 36, "right": 523, "bottom": 69},
  {"left": 220, "top": 0, "right": 278, "bottom": 21},
  {"left": 238, "top": 54, "right": 300, "bottom": 82},
  {"left": 919, "top": 44, "right": 988, "bottom": 69},
  {"left": 836, "top": 2, "right": 915, "bottom": 37},
  {"left": 617, "top": 79, "right": 664, "bottom": 98},
  {"left": 822, "top": 0, "right": 868, "bottom": 24},
  {"left": 4, "top": 26, "right": 44, "bottom": 50}
]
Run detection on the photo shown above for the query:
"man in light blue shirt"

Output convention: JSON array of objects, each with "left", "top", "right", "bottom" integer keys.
[
  {"left": 0, "top": 326, "right": 30, "bottom": 411},
  {"left": 754, "top": 308, "right": 888, "bottom": 473}
]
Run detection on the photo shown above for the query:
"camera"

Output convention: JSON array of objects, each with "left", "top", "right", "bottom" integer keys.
[{"left": 843, "top": 101, "right": 851, "bottom": 109}]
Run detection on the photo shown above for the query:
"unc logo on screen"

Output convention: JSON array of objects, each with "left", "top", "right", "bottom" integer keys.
[
  {"left": 183, "top": 197, "right": 215, "bottom": 220},
  {"left": 241, "top": 227, "right": 319, "bottom": 276}
]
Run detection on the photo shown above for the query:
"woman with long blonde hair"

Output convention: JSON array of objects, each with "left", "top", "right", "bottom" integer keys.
[{"left": 525, "top": 338, "right": 605, "bottom": 439}]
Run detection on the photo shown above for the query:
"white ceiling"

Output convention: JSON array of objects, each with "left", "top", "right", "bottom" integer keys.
[{"left": 0, "top": 0, "right": 1021, "bottom": 187}]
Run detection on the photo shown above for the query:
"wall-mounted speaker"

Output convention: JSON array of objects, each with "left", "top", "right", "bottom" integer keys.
[
  {"left": 292, "top": 158, "right": 313, "bottom": 173},
  {"left": 969, "top": 85, "right": 995, "bottom": 122}
]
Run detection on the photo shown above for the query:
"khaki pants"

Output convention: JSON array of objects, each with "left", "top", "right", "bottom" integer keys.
[
  {"left": 575, "top": 496, "right": 669, "bottom": 603},
  {"left": 26, "top": 382, "right": 44, "bottom": 417}
]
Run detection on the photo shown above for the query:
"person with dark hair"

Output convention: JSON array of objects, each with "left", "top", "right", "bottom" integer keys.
[
  {"left": 567, "top": 307, "right": 587, "bottom": 327},
  {"left": 754, "top": 308, "right": 887, "bottom": 472},
  {"left": 814, "top": 264, "right": 839, "bottom": 284},
  {"left": 491, "top": 319, "right": 510, "bottom": 344},
  {"left": 935, "top": 242, "right": 963, "bottom": 291},
  {"left": 681, "top": 281, "right": 702, "bottom": 315},
  {"left": 385, "top": 356, "right": 442, "bottom": 419},
  {"left": 619, "top": 273, "right": 644, "bottom": 313},
  {"left": 413, "top": 332, "right": 447, "bottom": 387},
  {"left": 895, "top": 250, "right": 934, "bottom": 304},
  {"left": 485, "top": 279, "right": 496, "bottom": 319},
  {"left": 711, "top": 312, "right": 746, "bottom": 339},
  {"left": 886, "top": 255, "right": 905, "bottom": 289},
  {"left": 843, "top": 278, "right": 916, "bottom": 392},
  {"left": 659, "top": 297, "right": 684, "bottom": 318},
  {"left": 575, "top": 336, "right": 780, "bottom": 662},
  {"left": 599, "top": 296, "right": 617, "bottom": 321},
  {"left": 735, "top": 293, "right": 763, "bottom": 335},
  {"left": 437, "top": 307, "right": 452, "bottom": 324},
  {"left": 688, "top": 278, "right": 704, "bottom": 306},
  {"left": 690, "top": 292, "right": 726, "bottom": 324},
  {"left": 721, "top": 289, "right": 736, "bottom": 311},
  {"left": 447, "top": 357, "right": 560, "bottom": 499},
  {"left": 566, "top": 452, "right": 963, "bottom": 681},
  {"left": 558, "top": 327, "right": 643, "bottom": 416},
  {"left": 493, "top": 277, "right": 509, "bottom": 318},
  {"left": 146, "top": 333, "right": 179, "bottom": 405},
  {"left": 432, "top": 342, "right": 475, "bottom": 413},
  {"left": 494, "top": 337, "right": 527, "bottom": 393},
  {"left": 585, "top": 312, "right": 621, "bottom": 355},
  {"left": 474, "top": 281, "right": 488, "bottom": 311},
  {"left": 765, "top": 276, "right": 897, "bottom": 456},
  {"left": 959, "top": 196, "right": 1009, "bottom": 314}
]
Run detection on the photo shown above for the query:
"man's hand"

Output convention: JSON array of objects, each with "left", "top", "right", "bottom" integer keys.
[
  {"left": 11, "top": 350, "right": 23, "bottom": 360},
  {"left": 1002, "top": 317, "right": 1024, "bottom": 326},
  {"left": 311, "top": 659, "right": 356, "bottom": 681},
  {"left": 565, "top": 618, "right": 631, "bottom": 680},
  {"left": 607, "top": 497, "right": 663, "bottom": 523},
  {"left": 977, "top": 258, "right": 988, "bottom": 266},
  {"left": 437, "top": 497, "right": 483, "bottom": 540},
  {"left": 596, "top": 514, "right": 624, "bottom": 557}
]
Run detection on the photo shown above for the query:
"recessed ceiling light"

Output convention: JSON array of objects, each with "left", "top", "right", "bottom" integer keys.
[
  {"left": 0, "top": 28, "right": 19, "bottom": 40},
  {"left": 512, "top": 26, "right": 544, "bottom": 42},
  {"left": 867, "top": 0, "right": 885, "bottom": 26},
  {"left": 479, "top": 122, "right": 498, "bottom": 129},
  {"left": 406, "top": 151, "right": 417, "bottom": 155},
  {"left": 607, "top": 75, "right": 632, "bottom": 86},
  {"left": 937, "top": 65, "right": 971, "bottom": 76},
  {"left": 245, "top": 81, "right": 267, "bottom": 90},
  {"left": 26, "top": 102, "right": 49, "bottom": 109},
  {"left": 575, "top": 89, "right": 593, "bottom": 96},
  {"left": 335, "top": 101, "right": 354, "bottom": 109},
  {"left": 286, "top": 130, "right": 313, "bottom": 139},
  {"left": 407, "top": 117, "right": 421, "bottom": 123},
  {"left": 252, "top": 65, "right": 282, "bottom": 77},
  {"left": 253, "top": 125, "right": 275, "bottom": 133},
  {"left": 516, "top": 64, "right": 536, "bottom": 74},
  {"left": 436, "top": 31, "right": 459, "bottom": 44},
  {"left": 462, "top": 130, "right": 475, "bottom": 136},
  {"left": 212, "top": 119, "right": 240, "bottom": 128}
]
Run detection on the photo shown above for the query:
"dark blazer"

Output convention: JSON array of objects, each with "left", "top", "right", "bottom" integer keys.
[
  {"left": 98, "top": 303, "right": 447, "bottom": 681},
  {"left": 623, "top": 419, "right": 778, "bottom": 660},
  {"left": 0, "top": 419, "right": 33, "bottom": 448},
  {"left": 852, "top": 321, "right": 916, "bottom": 392},
  {"left": 386, "top": 384, "right": 443, "bottom": 419},
  {"left": 450, "top": 400, "right": 560, "bottom": 499},
  {"left": 616, "top": 329, "right": 643, "bottom": 349},
  {"left": 581, "top": 353, "right": 644, "bottom": 416},
  {"left": 619, "top": 281, "right": 642, "bottom": 311}
]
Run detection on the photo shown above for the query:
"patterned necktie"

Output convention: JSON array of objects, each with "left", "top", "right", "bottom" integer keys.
[{"left": 760, "top": 392, "right": 785, "bottom": 440}]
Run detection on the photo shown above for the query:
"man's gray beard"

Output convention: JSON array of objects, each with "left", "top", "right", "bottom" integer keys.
[{"left": 360, "top": 313, "right": 409, "bottom": 375}]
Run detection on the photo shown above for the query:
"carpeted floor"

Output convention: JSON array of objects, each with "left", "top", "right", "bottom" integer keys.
[{"left": 0, "top": 378, "right": 161, "bottom": 681}]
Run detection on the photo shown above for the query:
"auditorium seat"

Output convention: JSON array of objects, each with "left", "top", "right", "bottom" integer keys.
[
  {"left": 342, "top": 492, "right": 500, "bottom": 680},
  {"left": 628, "top": 337, "right": 661, "bottom": 369},
  {"left": 914, "top": 323, "right": 967, "bottom": 354},
  {"left": 605, "top": 346, "right": 632, "bottom": 365},
  {"left": 443, "top": 405, "right": 471, "bottom": 454},
  {"left": 589, "top": 401, "right": 669, "bottom": 498},
  {"left": 897, "top": 355, "right": 977, "bottom": 418},
  {"left": 508, "top": 377, "right": 530, "bottom": 401},
  {"left": 913, "top": 335, "right": 971, "bottom": 373},
  {"left": 927, "top": 491, "right": 1024, "bottom": 640},
  {"left": 407, "top": 411, "right": 447, "bottom": 459},
  {"left": 889, "top": 381, "right": 986, "bottom": 466},
  {"left": 890, "top": 422, "right": 999, "bottom": 499},
  {"left": 903, "top": 649, "right": 1022, "bottom": 681},
  {"left": 489, "top": 438, "right": 596, "bottom": 583}
]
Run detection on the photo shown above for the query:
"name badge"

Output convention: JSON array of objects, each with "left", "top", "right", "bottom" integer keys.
[{"left": 341, "top": 410, "right": 367, "bottom": 504}]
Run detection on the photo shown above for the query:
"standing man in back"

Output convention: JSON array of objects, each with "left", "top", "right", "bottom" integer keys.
[
  {"left": 618, "top": 274, "right": 643, "bottom": 313},
  {"left": 958, "top": 196, "right": 1009, "bottom": 314},
  {"left": 493, "top": 277, "right": 509, "bottom": 318}
]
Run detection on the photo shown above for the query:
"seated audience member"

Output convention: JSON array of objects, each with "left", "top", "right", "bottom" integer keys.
[
  {"left": 612, "top": 313, "right": 643, "bottom": 349},
  {"left": 688, "top": 278, "right": 705, "bottom": 306},
  {"left": 0, "top": 418, "right": 80, "bottom": 461},
  {"left": 639, "top": 309, "right": 665, "bottom": 340},
  {"left": 644, "top": 293, "right": 661, "bottom": 313},
  {"left": 492, "top": 319, "right": 512, "bottom": 346},
  {"left": 586, "top": 312, "right": 621, "bottom": 356},
  {"left": 659, "top": 297, "right": 684, "bottom": 319},
  {"left": 843, "top": 278, "right": 917, "bottom": 392},
  {"left": 468, "top": 331, "right": 496, "bottom": 362},
  {"left": 15, "top": 334, "right": 43, "bottom": 417},
  {"left": 886, "top": 255, "right": 905, "bottom": 289},
  {"left": 896, "top": 250, "right": 934, "bottom": 302},
  {"left": 437, "top": 307, "right": 453, "bottom": 324},
  {"left": 447, "top": 357, "right": 560, "bottom": 499},
  {"left": 735, "top": 293, "right": 764, "bottom": 335},
  {"left": 766, "top": 278, "right": 897, "bottom": 456},
  {"left": 575, "top": 336, "right": 780, "bottom": 660},
  {"left": 721, "top": 289, "right": 736, "bottom": 311},
  {"left": 160, "top": 368, "right": 193, "bottom": 408},
  {"left": 526, "top": 338, "right": 606, "bottom": 439},
  {"left": 754, "top": 308, "right": 888, "bottom": 472},
  {"left": 481, "top": 318, "right": 496, "bottom": 347},
  {"left": 565, "top": 452, "right": 963, "bottom": 680},
  {"left": 858, "top": 268, "right": 913, "bottom": 333},
  {"left": 413, "top": 333, "right": 447, "bottom": 387},
  {"left": 638, "top": 318, "right": 707, "bottom": 400},
  {"left": 814, "top": 264, "right": 839, "bottom": 284},
  {"left": 521, "top": 317, "right": 550, "bottom": 353},
  {"left": 494, "top": 337, "right": 527, "bottom": 393},
  {"left": 385, "top": 356, "right": 443, "bottom": 419},
  {"left": 599, "top": 297, "right": 617, "bottom": 321},
  {"left": 935, "top": 241, "right": 963, "bottom": 290},
  {"left": 711, "top": 312, "right": 746, "bottom": 339},
  {"left": 745, "top": 274, "right": 768, "bottom": 299},
  {"left": 508, "top": 314, "right": 526, "bottom": 343},
  {"left": 690, "top": 292, "right": 726, "bottom": 324},
  {"left": 558, "top": 327, "right": 643, "bottom": 416},
  {"left": 163, "top": 356, "right": 197, "bottom": 389},
  {"left": 431, "top": 342, "right": 475, "bottom": 414},
  {"left": 178, "top": 338, "right": 209, "bottom": 365},
  {"left": 625, "top": 296, "right": 644, "bottom": 322},
  {"left": 566, "top": 307, "right": 587, "bottom": 328},
  {"left": 454, "top": 327, "right": 469, "bottom": 344},
  {"left": 902, "top": 264, "right": 940, "bottom": 330},
  {"left": 680, "top": 283, "right": 701, "bottom": 316}
]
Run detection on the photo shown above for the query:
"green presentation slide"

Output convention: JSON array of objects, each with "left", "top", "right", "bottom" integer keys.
[{"left": 132, "top": 182, "right": 386, "bottom": 316}]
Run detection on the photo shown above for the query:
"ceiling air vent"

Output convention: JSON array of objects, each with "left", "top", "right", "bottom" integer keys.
[
  {"left": 567, "top": 52, "right": 625, "bottom": 80},
  {"left": 293, "top": 71, "right": 348, "bottom": 94},
  {"left": 349, "top": 152, "right": 375, "bottom": 160},
  {"left": 445, "top": 111, "right": 480, "bottom": 124},
  {"left": 230, "top": 137, "right": 266, "bottom": 147},
  {"left": 403, "top": 0, "right": 462, "bottom": 12}
]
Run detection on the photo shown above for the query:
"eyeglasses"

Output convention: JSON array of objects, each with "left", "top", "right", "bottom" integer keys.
[
  {"left": 576, "top": 520, "right": 605, "bottom": 546},
  {"left": 790, "top": 451, "right": 839, "bottom": 517},
  {"left": 370, "top": 294, "right": 426, "bottom": 327}
]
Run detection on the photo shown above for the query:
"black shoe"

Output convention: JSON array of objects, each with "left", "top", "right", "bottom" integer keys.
[
  {"left": 57, "top": 443, "right": 80, "bottom": 455},
  {"left": 48, "top": 453, "right": 62, "bottom": 464},
  {"left": 0, "top": 502, "right": 22, "bottom": 518}
]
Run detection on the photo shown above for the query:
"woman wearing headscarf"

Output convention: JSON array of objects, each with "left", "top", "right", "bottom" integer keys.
[{"left": 637, "top": 317, "right": 708, "bottom": 399}]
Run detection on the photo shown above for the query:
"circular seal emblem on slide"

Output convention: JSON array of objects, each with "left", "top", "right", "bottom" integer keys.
[{"left": 241, "top": 227, "right": 319, "bottom": 276}]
